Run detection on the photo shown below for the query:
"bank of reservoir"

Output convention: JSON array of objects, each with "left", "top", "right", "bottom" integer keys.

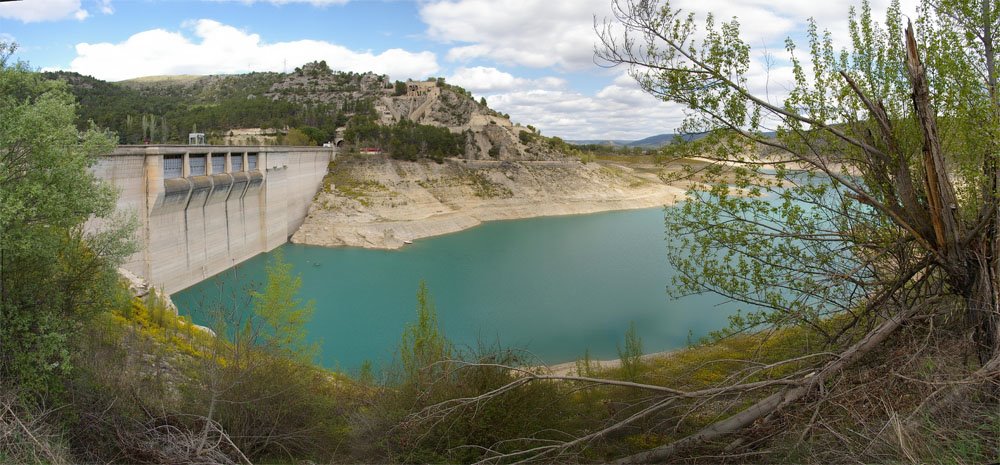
[{"left": 172, "top": 207, "right": 740, "bottom": 372}]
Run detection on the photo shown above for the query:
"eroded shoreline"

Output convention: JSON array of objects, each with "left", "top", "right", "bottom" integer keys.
[{"left": 292, "top": 157, "right": 687, "bottom": 249}]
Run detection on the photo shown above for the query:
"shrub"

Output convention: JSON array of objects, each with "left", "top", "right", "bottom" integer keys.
[{"left": 617, "top": 322, "right": 644, "bottom": 381}]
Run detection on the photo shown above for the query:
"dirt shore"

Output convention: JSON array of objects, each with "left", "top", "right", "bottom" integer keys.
[{"left": 540, "top": 349, "right": 682, "bottom": 376}]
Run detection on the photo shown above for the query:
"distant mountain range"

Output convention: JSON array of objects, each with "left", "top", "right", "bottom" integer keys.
[
  {"left": 568, "top": 131, "right": 776, "bottom": 149},
  {"left": 566, "top": 133, "right": 701, "bottom": 149}
]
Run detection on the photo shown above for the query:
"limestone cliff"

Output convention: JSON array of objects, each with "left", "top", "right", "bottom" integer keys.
[
  {"left": 372, "top": 80, "right": 566, "bottom": 161},
  {"left": 292, "top": 156, "right": 685, "bottom": 249}
]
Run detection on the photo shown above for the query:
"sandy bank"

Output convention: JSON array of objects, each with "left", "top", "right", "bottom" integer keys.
[
  {"left": 541, "top": 349, "right": 681, "bottom": 377},
  {"left": 292, "top": 158, "right": 687, "bottom": 249}
]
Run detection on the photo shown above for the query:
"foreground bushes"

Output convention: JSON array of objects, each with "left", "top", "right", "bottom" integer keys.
[{"left": 0, "top": 271, "right": 996, "bottom": 464}]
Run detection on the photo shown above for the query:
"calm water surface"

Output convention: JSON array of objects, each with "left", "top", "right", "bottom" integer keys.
[{"left": 172, "top": 208, "right": 740, "bottom": 373}]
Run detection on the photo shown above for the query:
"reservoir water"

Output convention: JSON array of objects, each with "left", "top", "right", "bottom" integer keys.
[{"left": 172, "top": 207, "right": 740, "bottom": 373}]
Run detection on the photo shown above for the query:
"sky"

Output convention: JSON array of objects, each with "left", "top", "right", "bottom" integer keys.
[{"left": 0, "top": 0, "right": 918, "bottom": 140}]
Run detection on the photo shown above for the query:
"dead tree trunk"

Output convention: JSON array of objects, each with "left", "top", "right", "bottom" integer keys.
[
  {"left": 903, "top": 19, "right": 1000, "bottom": 363},
  {"left": 615, "top": 299, "right": 926, "bottom": 464}
]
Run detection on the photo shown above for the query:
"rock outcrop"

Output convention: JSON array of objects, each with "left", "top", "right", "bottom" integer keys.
[
  {"left": 118, "top": 268, "right": 216, "bottom": 337},
  {"left": 119, "top": 267, "right": 179, "bottom": 315}
]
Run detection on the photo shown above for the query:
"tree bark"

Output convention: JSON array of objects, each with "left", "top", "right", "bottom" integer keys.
[
  {"left": 904, "top": 21, "right": 963, "bottom": 265},
  {"left": 902, "top": 20, "right": 1000, "bottom": 361},
  {"left": 981, "top": 0, "right": 1000, "bottom": 367}
]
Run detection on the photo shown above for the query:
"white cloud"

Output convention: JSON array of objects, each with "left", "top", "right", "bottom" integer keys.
[
  {"left": 421, "top": 0, "right": 919, "bottom": 73},
  {"left": 214, "top": 0, "right": 349, "bottom": 5},
  {"left": 477, "top": 63, "right": 798, "bottom": 140},
  {"left": 650, "top": 0, "right": 919, "bottom": 57},
  {"left": 490, "top": 87, "right": 685, "bottom": 140},
  {"left": 420, "top": 0, "right": 924, "bottom": 139},
  {"left": 0, "top": 0, "right": 89, "bottom": 22},
  {"left": 97, "top": 0, "right": 114, "bottom": 15},
  {"left": 448, "top": 66, "right": 565, "bottom": 93},
  {"left": 421, "top": 0, "right": 608, "bottom": 70},
  {"left": 449, "top": 66, "right": 523, "bottom": 91},
  {"left": 477, "top": 70, "right": 683, "bottom": 140},
  {"left": 67, "top": 19, "right": 439, "bottom": 81}
]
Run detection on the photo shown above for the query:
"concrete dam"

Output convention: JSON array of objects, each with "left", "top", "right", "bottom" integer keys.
[{"left": 92, "top": 145, "right": 335, "bottom": 293}]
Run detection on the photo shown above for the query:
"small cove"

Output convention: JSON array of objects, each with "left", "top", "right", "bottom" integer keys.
[{"left": 172, "top": 207, "right": 742, "bottom": 373}]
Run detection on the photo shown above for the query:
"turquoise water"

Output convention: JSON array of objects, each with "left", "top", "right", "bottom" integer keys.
[{"left": 172, "top": 208, "right": 740, "bottom": 373}]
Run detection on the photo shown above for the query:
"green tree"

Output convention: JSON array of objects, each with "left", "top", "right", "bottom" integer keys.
[
  {"left": 281, "top": 127, "right": 315, "bottom": 146},
  {"left": 589, "top": 0, "right": 1000, "bottom": 460},
  {"left": 299, "top": 125, "right": 327, "bottom": 145},
  {"left": 399, "top": 281, "right": 449, "bottom": 384},
  {"left": 249, "top": 249, "right": 316, "bottom": 361},
  {"left": 0, "top": 43, "right": 136, "bottom": 396},
  {"left": 616, "top": 321, "right": 644, "bottom": 381},
  {"left": 190, "top": 250, "right": 328, "bottom": 461}
]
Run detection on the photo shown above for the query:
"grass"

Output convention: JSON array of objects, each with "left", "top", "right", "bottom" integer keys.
[
  {"left": 321, "top": 159, "right": 390, "bottom": 207},
  {"left": 465, "top": 169, "right": 513, "bottom": 199},
  {"left": 108, "top": 294, "right": 216, "bottom": 360},
  {"left": 587, "top": 299, "right": 1000, "bottom": 464},
  {"left": 585, "top": 321, "right": 827, "bottom": 396},
  {"left": 555, "top": 314, "right": 880, "bottom": 459},
  {"left": 594, "top": 154, "right": 659, "bottom": 164}
]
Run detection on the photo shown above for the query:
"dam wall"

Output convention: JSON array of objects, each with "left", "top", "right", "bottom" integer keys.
[{"left": 91, "top": 145, "right": 334, "bottom": 293}]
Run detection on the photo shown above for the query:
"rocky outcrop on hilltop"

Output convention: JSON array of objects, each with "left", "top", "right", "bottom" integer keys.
[
  {"left": 265, "top": 62, "right": 388, "bottom": 106},
  {"left": 372, "top": 81, "right": 566, "bottom": 161}
]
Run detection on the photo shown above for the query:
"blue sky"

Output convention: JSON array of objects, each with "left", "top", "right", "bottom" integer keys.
[{"left": 0, "top": 0, "right": 917, "bottom": 140}]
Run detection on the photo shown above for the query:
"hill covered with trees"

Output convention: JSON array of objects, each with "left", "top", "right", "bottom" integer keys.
[
  {"left": 46, "top": 61, "right": 577, "bottom": 163},
  {"left": 44, "top": 62, "right": 369, "bottom": 146}
]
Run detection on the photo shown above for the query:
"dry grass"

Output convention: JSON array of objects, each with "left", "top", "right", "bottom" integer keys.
[{"left": 0, "top": 392, "right": 72, "bottom": 465}]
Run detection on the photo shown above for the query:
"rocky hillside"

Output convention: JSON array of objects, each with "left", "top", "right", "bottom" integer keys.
[
  {"left": 46, "top": 63, "right": 382, "bottom": 145},
  {"left": 49, "top": 61, "right": 572, "bottom": 162},
  {"left": 358, "top": 78, "right": 569, "bottom": 161},
  {"left": 293, "top": 155, "right": 685, "bottom": 249}
]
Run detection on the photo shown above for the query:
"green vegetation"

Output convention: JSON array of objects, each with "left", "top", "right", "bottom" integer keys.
[
  {"left": 345, "top": 117, "right": 464, "bottom": 162},
  {"left": 534, "top": 134, "right": 630, "bottom": 162},
  {"left": 465, "top": 169, "right": 513, "bottom": 199},
  {"left": 399, "top": 281, "right": 450, "bottom": 383},
  {"left": 321, "top": 158, "right": 390, "bottom": 206},
  {"left": 248, "top": 249, "right": 316, "bottom": 361},
  {"left": 279, "top": 127, "right": 315, "bottom": 146},
  {"left": 0, "top": 43, "right": 136, "bottom": 397},
  {"left": 68, "top": 253, "right": 357, "bottom": 464},
  {"left": 42, "top": 62, "right": 369, "bottom": 145},
  {"left": 5, "top": 0, "right": 1000, "bottom": 459},
  {"left": 616, "top": 322, "right": 644, "bottom": 381},
  {"left": 587, "top": 0, "right": 1000, "bottom": 461}
]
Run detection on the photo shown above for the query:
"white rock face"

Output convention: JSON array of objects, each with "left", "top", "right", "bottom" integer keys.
[
  {"left": 118, "top": 267, "right": 179, "bottom": 315},
  {"left": 293, "top": 157, "right": 686, "bottom": 249}
]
